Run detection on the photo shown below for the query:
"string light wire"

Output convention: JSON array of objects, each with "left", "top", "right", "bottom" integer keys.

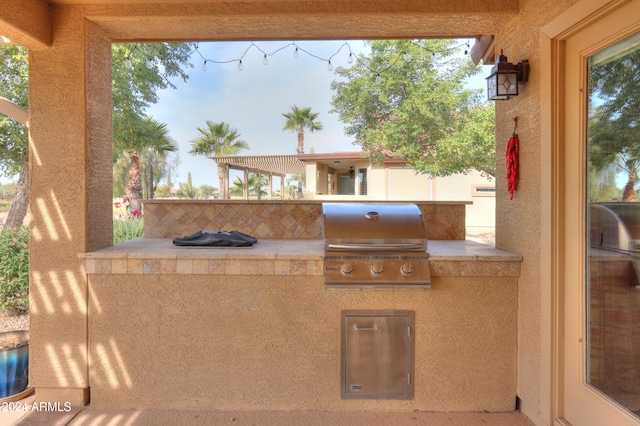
[
  {"left": 112, "top": 39, "right": 473, "bottom": 77},
  {"left": 2, "top": 40, "right": 471, "bottom": 87},
  {"left": 188, "top": 40, "right": 470, "bottom": 75}
]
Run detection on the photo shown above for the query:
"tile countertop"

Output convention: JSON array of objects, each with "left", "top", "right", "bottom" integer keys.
[
  {"left": 80, "top": 239, "right": 521, "bottom": 261},
  {"left": 80, "top": 239, "right": 522, "bottom": 277}
]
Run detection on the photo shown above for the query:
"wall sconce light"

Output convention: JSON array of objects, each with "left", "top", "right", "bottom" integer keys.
[
  {"left": 349, "top": 166, "right": 354, "bottom": 178},
  {"left": 486, "top": 50, "right": 530, "bottom": 100}
]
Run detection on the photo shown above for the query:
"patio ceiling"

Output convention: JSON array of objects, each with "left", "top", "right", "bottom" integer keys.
[
  {"left": 212, "top": 154, "right": 306, "bottom": 176},
  {"left": 2, "top": 0, "right": 515, "bottom": 54}
]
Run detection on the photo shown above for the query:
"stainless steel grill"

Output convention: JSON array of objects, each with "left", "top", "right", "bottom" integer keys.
[
  {"left": 590, "top": 203, "right": 640, "bottom": 288},
  {"left": 322, "top": 202, "right": 431, "bottom": 289},
  {"left": 590, "top": 203, "right": 640, "bottom": 253}
]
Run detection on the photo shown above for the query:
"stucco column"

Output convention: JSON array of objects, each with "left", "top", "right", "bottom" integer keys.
[
  {"left": 305, "top": 162, "right": 317, "bottom": 199},
  {"left": 243, "top": 169, "right": 249, "bottom": 199},
  {"left": 28, "top": 6, "right": 112, "bottom": 405},
  {"left": 317, "top": 165, "right": 328, "bottom": 196},
  {"left": 277, "top": 174, "right": 285, "bottom": 199}
]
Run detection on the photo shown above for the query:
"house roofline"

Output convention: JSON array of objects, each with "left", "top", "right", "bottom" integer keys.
[{"left": 297, "top": 151, "right": 407, "bottom": 164}]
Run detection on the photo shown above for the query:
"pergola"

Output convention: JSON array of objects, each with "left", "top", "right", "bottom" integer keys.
[
  {"left": 0, "top": 96, "right": 28, "bottom": 126},
  {"left": 212, "top": 154, "right": 306, "bottom": 200}
]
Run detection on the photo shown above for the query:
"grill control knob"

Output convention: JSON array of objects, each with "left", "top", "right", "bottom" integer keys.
[
  {"left": 401, "top": 263, "right": 414, "bottom": 276},
  {"left": 371, "top": 263, "right": 384, "bottom": 276},
  {"left": 340, "top": 263, "right": 354, "bottom": 277}
]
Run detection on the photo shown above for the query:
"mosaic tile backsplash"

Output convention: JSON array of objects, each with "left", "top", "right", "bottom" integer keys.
[{"left": 142, "top": 200, "right": 466, "bottom": 240}]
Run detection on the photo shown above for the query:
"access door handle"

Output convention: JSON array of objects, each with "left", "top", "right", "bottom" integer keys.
[{"left": 354, "top": 323, "right": 378, "bottom": 331}]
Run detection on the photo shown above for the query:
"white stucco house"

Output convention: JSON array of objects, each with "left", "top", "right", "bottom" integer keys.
[{"left": 299, "top": 151, "right": 495, "bottom": 229}]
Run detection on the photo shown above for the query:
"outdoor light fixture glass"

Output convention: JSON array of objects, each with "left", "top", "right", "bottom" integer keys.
[{"left": 486, "top": 50, "right": 530, "bottom": 100}]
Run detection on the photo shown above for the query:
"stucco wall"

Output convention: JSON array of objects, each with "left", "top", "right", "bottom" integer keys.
[
  {"left": 387, "top": 167, "right": 432, "bottom": 200},
  {"left": 88, "top": 274, "right": 517, "bottom": 411},
  {"left": 493, "top": 0, "right": 579, "bottom": 422},
  {"left": 432, "top": 170, "right": 495, "bottom": 228},
  {"left": 1, "top": 0, "right": 603, "bottom": 422},
  {"left": 27, "top": 7, "right": 113, "bottom": 405}
]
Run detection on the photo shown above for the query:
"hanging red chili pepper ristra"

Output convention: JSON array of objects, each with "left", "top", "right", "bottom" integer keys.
[{"left": 506, "top": 118, "right": 519, "bottom": 200}]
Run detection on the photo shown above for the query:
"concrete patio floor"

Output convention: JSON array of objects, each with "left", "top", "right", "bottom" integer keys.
[{"left": 3, "top": 392, "right": 535, "bottom": 426}]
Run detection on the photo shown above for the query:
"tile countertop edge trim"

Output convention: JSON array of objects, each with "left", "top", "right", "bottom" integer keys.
[
  {"left": 79, "top": 240, "right": 522, "bottom": 277},
  {"left": 142, "top": 199, "right": 473, "bottom": 205}
]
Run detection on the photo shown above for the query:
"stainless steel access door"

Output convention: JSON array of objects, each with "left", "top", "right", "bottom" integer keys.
[{"left": 341, "top": 310, "right": 414, "bottom": 399}]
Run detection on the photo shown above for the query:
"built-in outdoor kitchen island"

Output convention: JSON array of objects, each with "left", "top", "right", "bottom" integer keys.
[{"left": 80, "top": 200, "right": 521, "bottom": 412}]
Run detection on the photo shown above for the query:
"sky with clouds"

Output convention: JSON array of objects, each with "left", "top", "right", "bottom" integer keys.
[{"left": 144, "top": 40, "right": 488, "bottom": 189}]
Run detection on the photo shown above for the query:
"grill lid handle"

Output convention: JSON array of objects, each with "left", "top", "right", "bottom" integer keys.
[
  {"left": 365, "top": 211, "right": 381, "bottom": 221},
  {"left": 326, "top": 243, "right": 425, "bottom": 251}
]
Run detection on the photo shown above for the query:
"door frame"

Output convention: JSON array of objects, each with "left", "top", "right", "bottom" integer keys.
[{"left": 541, "top": 0, "right": 640, "bottom": 424}]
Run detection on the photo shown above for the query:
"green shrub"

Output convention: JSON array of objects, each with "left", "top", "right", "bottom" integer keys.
[
  {"left": 114, "top": 217, "right": 144, "bottom": 244},
  {"left": 0, "top": 200, "right": 12, "bottom": 213},
  {"left": 0, "top": 226, "right": 29, "bottom": 314}
]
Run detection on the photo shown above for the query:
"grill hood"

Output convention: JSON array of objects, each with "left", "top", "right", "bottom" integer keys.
[
  {"left": 591, "top": 203, "right": 640, "bottom": 253},
  {"left": 322, "top": 202, "right": 430, "bottom": 288},
  {"left": 322, "top": 202, "right": 427, "bottom": 252}
]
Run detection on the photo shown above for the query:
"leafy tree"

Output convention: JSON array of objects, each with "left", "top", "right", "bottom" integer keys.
[
  {"left": 112, "top": 42, "right": 194, "bottom": 123},
  {"left": 113, "top": 42, "right": 193, "bottom": 211},
  {"left": 282, "top": 105, "right": 322, "bottom": 198},
  {"left": 189, "top": 121, "right": 249, "bottom": 197},
  {"left": 0, "top": 45, "right": 29, "bottom": 229},
  {"left": 331, "top": 39, "right": 494, "bottom": 178},
  {"left": 154, "top": 184, "right": 173, "bottom": 198},
  {"left": 588, "top": 106, "right": 639, "bottom": 201},
  {"left": 199, "top": 184, "right": 217, "bottom": 199},
  {"left": 588, "top": 48, "right": 640, "bottom": 201},
  {"left": 0, "top": 42, "right": 194, "bottom": 227}
]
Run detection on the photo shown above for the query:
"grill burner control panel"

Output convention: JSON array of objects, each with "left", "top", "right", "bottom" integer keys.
[{"left": 324, "top": 252, "right": 431, "bottom": 289}]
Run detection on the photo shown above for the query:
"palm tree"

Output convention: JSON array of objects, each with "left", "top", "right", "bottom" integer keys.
[
  {"left": 282, "top": 105, "right": 322, "bottom": 197},
  {"left": 285, "top": 174, "right": 305, "bottom": 200},
  {"left": 114, "top": 116, "right": 177, "bottom": 213},
  {"left": 231, "top": 173, "right": 268, "bottom": 199},
  {"left": 588, "top": 50, "right": 640, "bottom": 202},
  {"left": 189, "top": 121, "right": 249, "bottom": 199},
  {"left": 139, "top": 145, "right": 177, "bottom": 200},
  {"left": 588, "top": 106, "right": 640, "bottom": 202}
]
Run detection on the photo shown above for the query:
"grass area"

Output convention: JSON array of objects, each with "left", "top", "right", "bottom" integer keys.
[{"left": 114, "top": 217, "right": 144, "bottom": 243}]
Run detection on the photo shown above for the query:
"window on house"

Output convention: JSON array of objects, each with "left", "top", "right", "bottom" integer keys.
[
  {"left": 586, "top": 31, "right": 640, "bottom": 418},
  {"left": 339, "top": 175, "right": 355, "bottom": 195},
  {"left": 358, "top": 168, "right": 368, "bottom": 195},
  {"left": 471, "top": 184, "right": 495, "bottom": 197}
]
